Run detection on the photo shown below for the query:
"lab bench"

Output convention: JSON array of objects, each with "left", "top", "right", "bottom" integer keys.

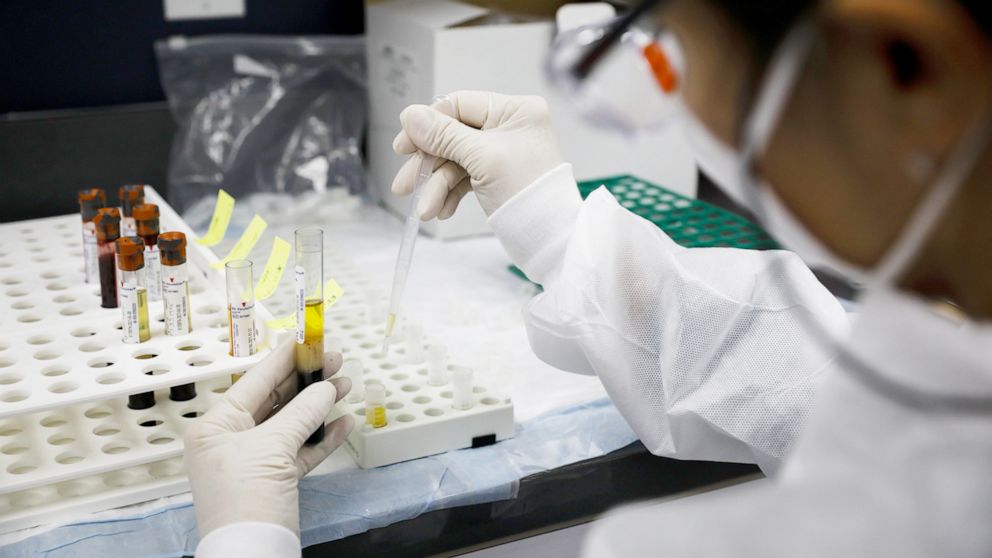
[{"left": 302, "top": 443, "right": 759, "bottom": 557}]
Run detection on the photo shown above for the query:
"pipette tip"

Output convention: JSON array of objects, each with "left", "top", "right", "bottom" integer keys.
[{"left": 381, "top": 338, "right": 390, "bottom": 357}]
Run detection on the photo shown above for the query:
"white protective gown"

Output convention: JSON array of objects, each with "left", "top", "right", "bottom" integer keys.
[{"left": 487, "top": 164, "right": 992, "bottom": 557}]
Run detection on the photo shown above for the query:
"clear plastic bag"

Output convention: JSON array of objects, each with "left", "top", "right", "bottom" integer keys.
[{"left": 155, "top": 35, "right": 367, "bottom": 213}]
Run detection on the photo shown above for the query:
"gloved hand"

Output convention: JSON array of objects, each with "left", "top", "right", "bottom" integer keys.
[
  {"left": 392, "top": 91, "right": 564, "bottom": 220},
  {"left": 184, "top": 339, "right": 354, "bottom": 539}
]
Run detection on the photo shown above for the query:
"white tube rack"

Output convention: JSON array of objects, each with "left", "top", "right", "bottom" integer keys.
[{"left": 0, "top": 190, "right": 514, "bottom": 536}]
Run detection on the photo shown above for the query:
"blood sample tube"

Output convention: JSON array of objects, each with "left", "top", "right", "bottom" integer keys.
[
  {"left": 119, "top": 184, "right": 145, "bottom": 237},
  {"left": 134, "top": 204, "right": 162, "bottom": 302},
  {"left": 116, "top": 237, "right": 151, "bottom": 344},
  {"left": 93, "top": 208, "right": 121, "bottom": 308},
  {"left": 158, "top": 232, "right": 192, "bottom": 336},
  {"left": 226, "top": 260, "right": 257, "bottom": 358},
  {"left": 295, "top": 227, "right": 325, "bottom": 445},
  {"left": 78, "top": 188, "right": 106, "bottom": 284},
  {"left": 158, "top": 231, "right": 195, "bottom": 402}
]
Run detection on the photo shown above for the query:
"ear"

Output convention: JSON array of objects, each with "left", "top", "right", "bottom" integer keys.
[{"left": 821, "top": 0, "right": 991, "bottom": 149}]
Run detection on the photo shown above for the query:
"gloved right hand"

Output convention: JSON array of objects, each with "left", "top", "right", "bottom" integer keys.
[{"left": 392, "top": 91, "right": 564, "bottom": 220}]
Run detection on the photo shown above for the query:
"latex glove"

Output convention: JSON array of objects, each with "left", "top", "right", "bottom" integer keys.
[
  {"left": 392, "top": 91, "right": 564, "bottom": 220},
  {"left": 184, "top": 339, "right": 355, "bottom": 539}
]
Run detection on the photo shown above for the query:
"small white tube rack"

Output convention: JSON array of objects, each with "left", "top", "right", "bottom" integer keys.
[{"left": 0, "top": 190, "right": 514, "bottom": 535}]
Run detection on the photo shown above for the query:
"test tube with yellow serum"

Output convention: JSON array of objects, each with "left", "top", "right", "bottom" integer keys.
[{"left": 295, "top": 228, "right": 325, "bottom": 445}]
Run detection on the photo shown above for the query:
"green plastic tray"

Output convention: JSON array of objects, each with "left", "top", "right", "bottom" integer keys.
[{"left": 510, "top": 174, "right": 779, "bottom": 284}]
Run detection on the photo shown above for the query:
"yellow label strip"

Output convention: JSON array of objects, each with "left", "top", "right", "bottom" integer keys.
[
  {"left": 212, "top": 215, "right": 267, "bottom": 269},
  {"left": 194, "top": 189, "right": 235, "bottom": 247},
  {"left": 265, "top": 278, "right": 345, "bottom": 330},
  {"left": 253, "top": 236, "right": 291, "bottom": 300}
]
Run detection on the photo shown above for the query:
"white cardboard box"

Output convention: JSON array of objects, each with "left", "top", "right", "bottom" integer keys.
[{"left": 366, "top": 0, "right": 697, "bottom": 239}]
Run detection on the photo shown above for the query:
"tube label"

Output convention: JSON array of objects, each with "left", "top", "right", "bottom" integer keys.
[
  {"left": 229, "top": 302, "right": 256, "bottom": 357},
  {"left": 120, "top": 284, "right": 150, "bottom": 343},
  {"left": 295, "top": 265, "right": 305, "bottom": 344},
  {"left": 82, "top": 227, "right": 99, "bottom": 284},
  {"left": 162, "top": 265, "right": 192, "bottom": 335},
  {"left": 121, "top": 216, "right": 136, "bottom": 237},
  {"left": 144, "top": 246, "right": 163, "bottom": 302}
]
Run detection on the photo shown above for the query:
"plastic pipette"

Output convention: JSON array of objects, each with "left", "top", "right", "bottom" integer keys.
[{"left": 382, "top": 94, "right": 451, "bottom": 355}]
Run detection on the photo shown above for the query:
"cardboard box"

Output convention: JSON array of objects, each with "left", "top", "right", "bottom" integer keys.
[{"left": 367, "top": 0, "right": 697, "bottom": 238}]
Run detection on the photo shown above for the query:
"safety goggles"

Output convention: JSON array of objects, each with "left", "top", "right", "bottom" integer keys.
[{"left": 545, "top": 0, "right": 683, "bottom": 134}]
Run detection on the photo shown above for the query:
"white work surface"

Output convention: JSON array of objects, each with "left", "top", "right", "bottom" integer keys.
[{"left": 0, "top": 195, "right": 617, "bottom": 550}]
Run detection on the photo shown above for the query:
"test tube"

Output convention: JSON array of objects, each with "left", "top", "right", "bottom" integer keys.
[
  {"left": 78, "top": 188, "right": 106, "bottom": 284},
  {"left": 451, "top": 367, "right": 474, "bottom": 410},
  {"left": 226, "top": 260, "right": 257, "bottom": 358},
  {"left": 365, "top": 382, "right": 387, "bottom": 428},
  {"left": 158, "top": 232, "right": 195, "bottom": 402},
  {"left": 295, "top": 227, "right": 325, "bottom": 445},
  {"left": 427, "top": 345, "right": 448, "bottom": 386},
  {"left": 405, "top": 324, "right": 425, "bottom": 364},
  {"left": 93, "top": 208, "right": 121, "bottom": 308},
  {"left": 115, "top": 237, "right": 151, "bottom": 344},
  {"left": 134, "top": 204, "right": 162, "bottom": 302},
  {"left": 342, "top": 359, "right": 364, "bottom": 403},
  {"left": 119, "top": 184, "right": 145, "bottom": 237},
  {"left": 158, "top": 232, "right": 192, "bottom": 336}
]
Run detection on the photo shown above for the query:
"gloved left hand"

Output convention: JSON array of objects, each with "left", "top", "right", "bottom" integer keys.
[{"left": 184, "top": 339, "right": 355, "bottom": 539}]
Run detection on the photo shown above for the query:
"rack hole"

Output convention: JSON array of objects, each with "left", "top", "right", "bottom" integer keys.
[
  {"left": 41, "top": 271, "right": 60, "bottom": 279},
  {"left": 0, "top": 425, "right": 22, "bottom": 436},
  {"left": 41, "top": 365, "right": 69, "bottom": 377},
  {"left": 27, "top": 334, "right": 54, "bottom": 345},
  {"left": 0, "top": 358, "right": 13, "bottom": 368},
  {"left": 7, "top": 461, "right": 37, "bottom": 475},
  {"left": 70, "top": 326, "right": 98, "bottom": 338},
  {"left": 2, "top": 443, "right": 28, "bottom": 455},
  {"left": 34, "top": 350, "right": 62, "bottom": 361},
  {"left": 47, "top": 434, "right": 75, "bottom": 446},
  {"left": 176, "top": 342, "right": 202, "bottom": 351},
  {"left": 134, "top": 351, "right": 159, "bottom": 360},
  {"left": 424, "top": 408, "right": 444, "bottom": 417},
  {"left": 96, "top": 372, "right": 125, "bottom": 385},
  {"left": 40, "top": 415, "right": 68, "bottom": 427},
  {"left": 385, "top": 401, "right": 403, "bottom": 410},
  {"left": 480, "top": 397, "right": 501, "bottom": 405},
  {"left": 196, "top": 304, "right": 221, "bottom": 315},
  {"left": 12, "top": 300, "right": 34, "bottom": 310},
  {"left": 137, "top": 418, "right": 164, "bottom": 428},
  {"left": 0, "top": 373, "right": 22, "bottom": 385},
  {"left": 101, "top": 443, "right": 131, "bottom": 455},
  {"left": 401, "top": 384, "right": 420, "bottom": 392},
  {"left": 79, "top": 342, "right": 106, "bottom": 353},
  {"left": 0, "top": 390, "right": 29, "bottom": 402},
  {"left": 142, "top": 365, "right": 170, "bottom": 376},
  {"left": 181, "top": 409, "right": 204, "bottom": 418},
  {"left": 53, "top": 294, "right": 76, "bottom": 304},
  {"left": 59, "top": 306, "right": 84, "bottom": 316},
  {"left": 440, "top": 391, "right": 453, "bottom": 399},
  {"left": 55, "top": 452, "right": 84, "bottom": 465},
  {"left": 84, "top": 406, "right": 112, "bottom": 419},
  {"left": 45, "top": 281, "right": 69, "bottom": 291},
  {"left": 416, "top": 368, "right": 428, "bottom": 376},
  {"left": 5, "top": 288, "right": 28, "bottom": 297},
  {"left": 87, "top": 358, "right": 115, "bottom": 368},
  {"left": 17, "top": 313, "right": 42, "bottom": 323},
  {"left": 413, "top": 396, "right": 431, "bottom": 404},
  {"left": 389, "top": 373, "right": 408, "bottom": 381},
  {"left": 48, "top": 381, "right": 79, "bottom": 394},
  {"left": 187, "top": 356, "right": 214, "bottom": 367},
  {"left": 472, "top": 386, "right": 487, "bottom": 394},
  {"left": 93, "top": 424, "right": 121, "bottom": 437},
  {"left": 1, "top": 277, "right": 21, "bottom": 285},
  {"left": 354, "top": 408, "right": 366, "bottom": 416},
  {"left": 396, "top": 414, "right": 415, "bottom": 423},
  {"left": 211, "top": 385, "right": 229, "bottom": 394},
  {"left": 147, "top": 434, "right": 176, "bottom": 445}
]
